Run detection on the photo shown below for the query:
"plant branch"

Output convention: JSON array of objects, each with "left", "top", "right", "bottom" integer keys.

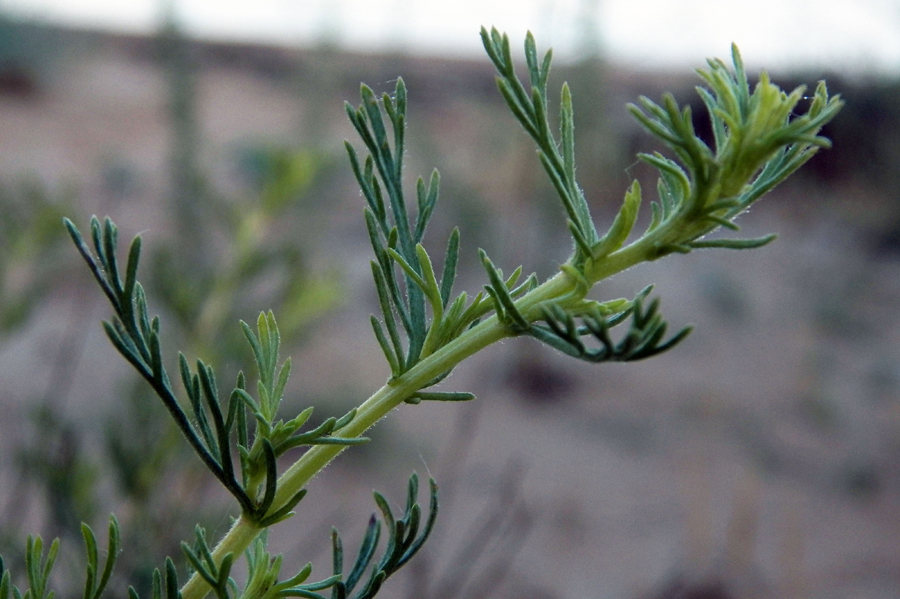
[{"left": 60, "top": 27, "right": 841, "bottom": 599}]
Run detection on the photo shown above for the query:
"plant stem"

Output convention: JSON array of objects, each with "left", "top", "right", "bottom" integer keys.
[{"left": 180, "top": 237, "right": 655, "bottom": 599}]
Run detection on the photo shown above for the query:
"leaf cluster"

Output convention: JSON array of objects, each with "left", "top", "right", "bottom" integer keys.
[
  {"left": 346, "top": 83, "right": 474, "bottom": 380},
  {"left": 147, "top": 472, "right": 435, "bottom": 599},
  {"left": 0, "top": 474, "right": 434, "bottom": 599},
  {"left": 530, "top": 286, "right": 693, "bottom": 363},
  {"left": 174, "top": 527, "right": 339, "bottom": 599},
  {"left": 64, "top": 218, "right": 365, "bottom": 526},
  {"left": 329, "top": 473, "right": 437, "bottom": 599},
  {"left": 343, "top": 42, "right": 689, "bottom": 379},
  {"left": 345, "top": 80, "right": 544, "bottom": 394},
  {"left": 625, "top": 44, "right": 843, "bottom": 257},
  {"left": 480, "top": 27, "right": 600, "bottom": 269},
  {"left": 0, "top": 517, "right": 118, "bottom": 599},
  {"left": 468, "top": 28, "right": 843, "bottom": 361},
  {"left": 345, "top": 29, "right": 700, "bottom": 374}
]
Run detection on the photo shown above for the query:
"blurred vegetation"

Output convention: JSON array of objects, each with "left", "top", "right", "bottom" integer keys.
[
  {"left": 0, "top": 180, "right": 75, "bottom": 332},
  {"left": 0, "top": 15, "right": 345, "bottom": 597}
]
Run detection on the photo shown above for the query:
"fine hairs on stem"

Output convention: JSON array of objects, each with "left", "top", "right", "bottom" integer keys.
[{"left": 2, "top": 26, "right": 841, "bottom": 599}]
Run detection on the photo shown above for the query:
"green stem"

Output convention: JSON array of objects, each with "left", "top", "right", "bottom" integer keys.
[{"left": 179, "top": 236, "right": 656, "bottom": 599}]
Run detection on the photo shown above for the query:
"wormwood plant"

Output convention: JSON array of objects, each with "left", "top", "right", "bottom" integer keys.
[{"left": 2, "top": 28, "right": 841, "bottom": 599}]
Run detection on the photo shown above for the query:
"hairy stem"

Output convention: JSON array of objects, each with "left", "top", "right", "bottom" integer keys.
[{"left": 179, "top": 234, "right": 659, "bottom": 599}]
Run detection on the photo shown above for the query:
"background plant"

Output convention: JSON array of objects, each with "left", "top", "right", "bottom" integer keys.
[
  {"left": 1, "top": 26, "right": 842, "bottom": 599},
  {"left": 0, "top": 14, "right": 344, "bottom": 598}
]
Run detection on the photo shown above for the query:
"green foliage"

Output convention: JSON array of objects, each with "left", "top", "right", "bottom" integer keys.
[
  {"left": 0, "top": 475, "right": 433, "bottom": 599},
  {"left": 471, "top": 28, "right": 842, "bottom": 359},
  {"left": 345, "top": 80, "right": 460, "bottom": 375},
  {"left": 81, "top": 518, "right": 120, "bottom": 599},
  {"left": 64, "top": 219, "right": 364, "bottom": 526},
  {"left": 625, "top": 44, "right": 839, "bottom": 256},
  {"left": 149, "top": 144, "right": 341, "bottom": 359},
  {"left": 1, "top": 15, "right": 343, "bottom": 599},
  {"left": 104, "top": 382, "right": 182, "bottom": 502},
  {"left": 480, "top": 28, "right": 601, "bottom": 268},
  {"left": 167, "top": 472, "right": 436, "bottom": 599},
  {"left": 0, "top": 180, "right": 73, "bottom": 332},
  {"left": 2, "top": 27, "right": 842, "bottom": 599},
  {"left": 347, "top": 28, "right": 840, "bottom": 383},
  {"left": 329, "top": 473, "right": 437, "bottom": 599},
  {"left": 0, "top": 517, "right": 118, "bottom": 599},
  {"left": 530, "top": 285, "right": 694, "bottom": 363}
]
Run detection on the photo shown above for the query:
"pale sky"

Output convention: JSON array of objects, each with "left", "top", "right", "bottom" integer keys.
[{"left": 3, "top": 0, "right": 900, "bottom": 74}]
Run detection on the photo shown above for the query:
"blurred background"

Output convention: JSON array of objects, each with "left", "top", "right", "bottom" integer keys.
[{"left": 0, "top": 1, "right": 898, "bottom": 598}]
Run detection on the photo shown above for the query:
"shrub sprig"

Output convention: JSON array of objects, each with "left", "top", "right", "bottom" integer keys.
[{"left": 2, "top": 28, "right": 841, "bottom": 599}]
